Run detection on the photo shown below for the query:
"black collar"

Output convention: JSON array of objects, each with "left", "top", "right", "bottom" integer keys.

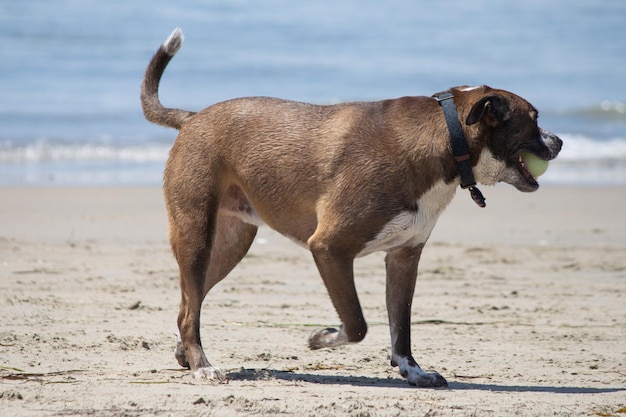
[{"left": 433, "top": 91, "right": 486, "bottom": 208}]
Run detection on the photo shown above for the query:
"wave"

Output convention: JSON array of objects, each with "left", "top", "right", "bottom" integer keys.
[
  {"left": 0, "top": 141, "right": 171, "bottom": 164},
  {"left": 1, "top": 136, "right": 624, "bottom": 186},
  {"left": 2, "top": 135, "right": 625, "bottom": 164},
  {"left": 556, "top": 101, "right": 626, "bottom": 122},
  {"left": 554, "top": 134, "right": 626, "bottom": 161}
]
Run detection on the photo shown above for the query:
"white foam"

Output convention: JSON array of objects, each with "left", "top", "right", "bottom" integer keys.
[
  {"left": 554, "top": 134, "right": 626, "bottom": 161},
  {"left": 1, "top": 134, "right": 626, "bottom": 186},
  {"left": 0, "top": 142, "right": 170, "bottom": 164}
]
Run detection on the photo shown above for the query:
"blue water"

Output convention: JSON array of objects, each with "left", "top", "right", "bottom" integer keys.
[{"left": 1, "top": 0, "right": 625, "bottom": 185}]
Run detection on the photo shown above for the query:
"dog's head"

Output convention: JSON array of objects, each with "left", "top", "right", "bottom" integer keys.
[{"left": 456, "top": 86, "right": 562, "bottom": 192}]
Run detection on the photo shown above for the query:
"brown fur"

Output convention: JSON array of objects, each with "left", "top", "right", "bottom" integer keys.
[{"left": 141, "top": 30, "right": 561, "bottom": 387}]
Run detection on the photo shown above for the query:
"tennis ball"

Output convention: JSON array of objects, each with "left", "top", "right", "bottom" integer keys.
[{"left": 520, "top": 151, "right": 549, "bottom": 178}]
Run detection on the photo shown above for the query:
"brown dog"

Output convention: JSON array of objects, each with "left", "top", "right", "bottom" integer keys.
[{"left": 141, "top": 29, "right": 562, "bottom": 387}]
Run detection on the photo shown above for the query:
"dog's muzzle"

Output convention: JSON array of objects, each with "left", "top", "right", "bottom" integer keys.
[{"left": 540, "top": 128, "right": 563, "bottom": 160}]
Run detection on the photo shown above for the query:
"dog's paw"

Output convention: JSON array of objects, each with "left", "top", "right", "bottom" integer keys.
[
  {"left": 395, "top": 356, "right": 448, "bottom": 388},
  {"left": 192, "top": 366, "right": 228, "bottom": 383},
  {"left": 174, "top": 332, "right": 189, "bottom": 368},
  {"left": 308, "top": 327, "right": 348, "bottom": 350},
  {"left": 406, "top": 371, "right": 448, "bottom": 388}
]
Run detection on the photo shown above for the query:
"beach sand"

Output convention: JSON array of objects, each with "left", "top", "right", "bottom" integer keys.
[{"left": 1, "top": 185, "right": 624, "bottom": 416}]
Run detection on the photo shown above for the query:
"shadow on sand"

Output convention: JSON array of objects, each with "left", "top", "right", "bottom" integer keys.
[{"left": 226, "top": 368, "right": 625, "bottom": 394}]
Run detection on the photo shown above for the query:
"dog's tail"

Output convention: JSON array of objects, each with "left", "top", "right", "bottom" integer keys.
[{"left": 141, "top": 28, "right": 196, "bottom": 130}]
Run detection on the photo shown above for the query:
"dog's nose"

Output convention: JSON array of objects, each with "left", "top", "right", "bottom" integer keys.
[{"left": 540, "top": 128, "right": 563, "bottom": 159}]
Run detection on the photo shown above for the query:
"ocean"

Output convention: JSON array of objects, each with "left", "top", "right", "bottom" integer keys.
[{"left": 1, "top": 0, "right": 625, "bottom": 186}]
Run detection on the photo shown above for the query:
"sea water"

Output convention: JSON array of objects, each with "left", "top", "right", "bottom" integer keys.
[{"left": 1, "top": 0, "right": 625, "bottom": 186}]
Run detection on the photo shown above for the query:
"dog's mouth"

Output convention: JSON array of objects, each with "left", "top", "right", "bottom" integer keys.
[
  {"left": 515, "top": 152, "right": 540, "bottom": 187},
  {"left": 509, "top": 129, "right": 562, "bottom": 191},
  {"left": 502, "top": 149, "right": 550, "bottom": 192}
]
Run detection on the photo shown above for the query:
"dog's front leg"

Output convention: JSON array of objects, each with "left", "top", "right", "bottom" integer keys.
[
  {"left": 385, "top": 245, "right": 448, "bottom": 387},
  {"left": 307, "top": 237, "right": 367, "bottom": 350}
]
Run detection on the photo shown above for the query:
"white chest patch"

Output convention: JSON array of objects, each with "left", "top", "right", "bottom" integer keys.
[{"left": 358, "top": 181, "right": 457, "bottom": 257}]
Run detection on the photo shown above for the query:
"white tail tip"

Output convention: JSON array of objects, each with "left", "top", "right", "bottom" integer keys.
[{"left": 163, "top": 28, "right": 184, "bottom": 56}]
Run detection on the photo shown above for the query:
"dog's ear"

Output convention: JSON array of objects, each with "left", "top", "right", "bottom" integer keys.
[{"left": 465, "top": 95, "right": 511, "bottom": 126}]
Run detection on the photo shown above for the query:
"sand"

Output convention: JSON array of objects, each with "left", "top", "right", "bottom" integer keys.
[{"left": 1, "top": 185, "right": 624, "bottom": 416}]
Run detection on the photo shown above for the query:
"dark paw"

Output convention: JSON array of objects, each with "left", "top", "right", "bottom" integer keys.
[{"left": 409, "top": 372, "right": 448, "bottom": 388}]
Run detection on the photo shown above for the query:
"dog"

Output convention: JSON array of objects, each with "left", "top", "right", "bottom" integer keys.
[{"left": 141, "top": 29, "right": 562, "bottom": 387}]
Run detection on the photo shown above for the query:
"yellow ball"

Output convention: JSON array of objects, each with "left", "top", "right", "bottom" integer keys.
[{"left": 520, "top": 151, "right": 549, "bottom": 178}]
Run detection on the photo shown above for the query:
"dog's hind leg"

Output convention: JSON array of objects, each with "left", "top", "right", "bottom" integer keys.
[
  {"left": 171, "top": 207, "right": 257, "bottom": 381},
  {"left": 385, "top": 245, "right": 448, "bottom": 387},
  {"left": 169, "top": 206, "right": 216, "bottom": 379}
]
